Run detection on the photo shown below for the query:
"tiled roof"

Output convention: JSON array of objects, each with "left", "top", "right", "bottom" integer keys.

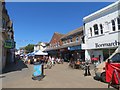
[{"left": 61, "top": 26, "right": 83, "bottom": 39}]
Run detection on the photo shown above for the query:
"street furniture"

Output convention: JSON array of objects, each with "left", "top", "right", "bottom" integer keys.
[{"left": 32, "top": 62, "right": 44, "bottom": 81}]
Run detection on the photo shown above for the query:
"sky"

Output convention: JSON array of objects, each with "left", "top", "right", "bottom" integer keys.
[{"left": 5, "top": 2, "right": 113, "bottom": 49}]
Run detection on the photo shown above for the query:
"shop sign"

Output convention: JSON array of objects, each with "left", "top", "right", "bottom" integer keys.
[
  {"left": 4, "top": 40, "right": 15, "bottom": 49},
  {"left": 95, "top": 40, "right": 120, "bottom": 48},
  {"left": 68, "top": 46, "right": 81, "bottom": 51}
]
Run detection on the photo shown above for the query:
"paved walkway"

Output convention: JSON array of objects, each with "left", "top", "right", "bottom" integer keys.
[{"left": 1, "top": 60, "right": 108, "bottom": 88}]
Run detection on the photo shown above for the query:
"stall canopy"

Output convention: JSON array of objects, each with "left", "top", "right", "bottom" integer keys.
[
  {"left": 30, "top": 50, "right": 38, "bottom": 56},
  {"left": 26, "top": 50, "right": 38, "bottom": 57},
  {"left": 35, "top": 50, "right": 48, "bottom": 55}
]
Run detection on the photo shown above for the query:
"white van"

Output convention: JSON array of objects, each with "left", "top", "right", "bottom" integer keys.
[{"left": 94, "top": 48, "right": 120, "bottom": 82}]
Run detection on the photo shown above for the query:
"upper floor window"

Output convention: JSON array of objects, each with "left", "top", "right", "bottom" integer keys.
[
  {"left": 90, "top": 27, "right": 92, "bottom": 36},
  {"left": 93, "top": 24, "right": 99, "bottom": 35},
  {"left": 117, "top": 17, "right": 120, "bottom": 30},
  {"left": 76, "top": 36, "right": 79, "bottom": 42},
  {"left": 2, "top": 18, "right": 6, "bottom": 29},
  {"left": 57, "top": 42, "right": 60, "bottom": 46},
  {"left": 70, "top": 38, "right": 73, "bottom": 43},
  {"left": 100, "top": 24, "right": 103, "bottom": 34},
  {"left": 111, "top": 20, "right": 116, "bottom": 31},
  {"left": 64, "top": 41, "right": 67, "bottom": 44}
]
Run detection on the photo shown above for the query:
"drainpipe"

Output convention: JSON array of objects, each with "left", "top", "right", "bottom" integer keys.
[{"left": 109, "top": 49, "right": 111, "bottom": 57}]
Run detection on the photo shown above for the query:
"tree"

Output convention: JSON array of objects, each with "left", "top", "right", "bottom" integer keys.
[{"left": 24, "top": 44, "right": 34, "bottom": 53}]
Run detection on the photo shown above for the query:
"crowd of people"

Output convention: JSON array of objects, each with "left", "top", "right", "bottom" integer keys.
[{"left": 23, "top": 55, "right": 64, "bottom": 69}]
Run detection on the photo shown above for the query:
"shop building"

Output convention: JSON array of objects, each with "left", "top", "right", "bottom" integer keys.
[
  {"left": 60, "top": 26, "right": 84, "bottom": 62},
  {"left": 0, "top": 1, "right": 15, "bottom": 72},
  {"left": 45, "top": 32, "right": 64, "bottom": 57},
  {"left": 82, "top": 1, "right": 120, "bottom": 63},
  {"left": 45, "top": 27, "right": 84, "bottom": 62}
]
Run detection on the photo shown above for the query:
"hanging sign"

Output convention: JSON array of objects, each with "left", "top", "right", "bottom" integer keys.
[{"left": 4, "top": 40, "right": 15, "bottom": 49}]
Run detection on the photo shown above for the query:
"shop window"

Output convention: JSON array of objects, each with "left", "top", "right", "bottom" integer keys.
[
  {"left": 93, "top": 24, "right": 99, "bottom": 35},
  {"left": 76, "top": 36, "right": 79, "bottom": 42},
  {"left": 111, "top": 20, "right": 116, "bottom": 31},
  {"left": 100, "top": 24, "right": 103, "bottom": 34},
  {"left": 90, "top": 27, "right": 92, "bottom": 36},
  {"left": 117, "top": 17, "right": 120, "bottom": 30}
]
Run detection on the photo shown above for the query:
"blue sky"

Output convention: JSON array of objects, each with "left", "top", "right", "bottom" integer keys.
[{"left": 6, "top": 2, "right": 112, "bottom": 49}]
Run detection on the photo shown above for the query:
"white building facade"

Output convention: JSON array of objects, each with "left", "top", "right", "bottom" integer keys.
[
  {"left": 34, "top": 42, "right": 47, "bottom": 51},
  {"left": 82, "top": 1, "right": 120, "bottom": 62}
]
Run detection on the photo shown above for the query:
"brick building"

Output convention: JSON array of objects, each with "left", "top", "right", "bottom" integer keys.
[
  {"left": 60, "top": 26, "right": 85, "bottom": 62},
  {"left": 45, "top": 32, "right": 64, "bottom": 57},
  {"left": 45, "top": 26, "right": 85, "bottom": 62}
]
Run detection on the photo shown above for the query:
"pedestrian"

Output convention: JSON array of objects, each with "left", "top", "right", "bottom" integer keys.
[
  {"left": 98, "top": 55, "right": 101, "bottom": 63},
  {"left": 51, "top": 57, "right": 55, "bottom": 66},
  {"left": 84, "top": 61, "right": 91, "bottom": 76},
  {"left": 33, "top": 57, "right": 37, "bottom": 63},
  {"left": 24, "top": 56, "right": 28, "bottom": 64}
]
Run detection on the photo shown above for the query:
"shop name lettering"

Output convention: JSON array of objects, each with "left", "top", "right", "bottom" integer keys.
[{"left": 95, "top": 40, "right": 120, "bottom": 48}]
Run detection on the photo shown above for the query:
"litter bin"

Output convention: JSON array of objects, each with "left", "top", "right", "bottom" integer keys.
[{"left": 32, "top": 62, "right": 44, "bottom": 81}]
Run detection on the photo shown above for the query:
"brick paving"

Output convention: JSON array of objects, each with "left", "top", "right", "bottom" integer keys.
[{"left": 1, "top": 60, "right": 108, "bottom": 88}]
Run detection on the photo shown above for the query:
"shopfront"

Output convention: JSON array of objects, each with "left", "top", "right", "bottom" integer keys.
[
  {"left": 82, "top": 1, "right": 120, "bottom": 63},
  {"left": 60, "top": 45, "right": 85, "bottom": 62},
  {"left": 68, "top": 45, "right": 85, "bottom": 61},
  {"left": 4, "top": 39, "right": 15, "bottom": 64}
]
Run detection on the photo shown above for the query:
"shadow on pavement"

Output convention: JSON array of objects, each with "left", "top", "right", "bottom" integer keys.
[
  {"left": 93, "top": 76, "right": 101, "bottom": 81},
  {"left": 2, "top": 60, "right": 28, "bottom": 74}
]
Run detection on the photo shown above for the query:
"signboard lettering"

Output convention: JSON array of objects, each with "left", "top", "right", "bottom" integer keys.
[{"left": 95, "top": 40, "right": 120, "bottom": 48}]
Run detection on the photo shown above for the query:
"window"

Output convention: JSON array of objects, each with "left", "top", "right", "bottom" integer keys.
[
  {"left": 117, "top": 17, "right": 120, "bottom": 30},
  {"left": 76, "top": 36, "right": 79, "bottom": 42},
  {"left": 90, "top": 27, "right": 92, "bottom": 36},
  {"left": 111, "top": 53, "right": 120, "bottom": 63},
  {"left": 2, "top": 18, "right": 6, "bottom": 29},
  {"left": 93, "top": 24, "right": 99, "bottom": 35},
  {"left": 64, "top": 41, "right": 67, "bottom": 44},
  {"left": 111, "top": 20, "right": 116, "bottom": 31},
  {"left": 100, "top": 24, "right": 103, "bottom": 34},
  {"left": 70, "top": 38, "right": 73, "bottom": 42}
]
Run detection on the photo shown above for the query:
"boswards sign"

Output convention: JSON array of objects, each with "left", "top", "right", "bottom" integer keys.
[{"left": 95, "top": 40, "right": 120, "bottom": 48}]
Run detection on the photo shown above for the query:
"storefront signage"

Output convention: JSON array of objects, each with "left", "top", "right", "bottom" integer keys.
[
  {"left": 4, "top": 40, "right": 15, "bottom": 49},
  {"left": 68, "top": 46, "right": 81, "bottom": 51},
  {"left": 95, "top": 40, "right": 120, "bottom": 48}
]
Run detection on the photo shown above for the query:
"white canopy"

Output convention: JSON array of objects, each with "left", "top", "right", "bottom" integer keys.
[{"left": 34, "top": 50, "right": 48, "bottom": 55}]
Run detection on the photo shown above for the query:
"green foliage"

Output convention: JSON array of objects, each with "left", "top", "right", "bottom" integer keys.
[
  {"left": 24, "top": 44, "right": 34, "bottom": 53},
  {"left": 38, "top": 42, "right": 42, "bottom": 45}
]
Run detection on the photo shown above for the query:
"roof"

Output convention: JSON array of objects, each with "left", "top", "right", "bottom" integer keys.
[
  {"left": 49, "top": 32, "right": 64, "bottom": 43},
  {"left": 83, "top": 1, "right": 119, "bottom": 21},
  {"left": 45, "top": 41, "right": 81, "bottom": 51},
  {"left": 61, "top": 26, "right": 83, "bottom": 39}
]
